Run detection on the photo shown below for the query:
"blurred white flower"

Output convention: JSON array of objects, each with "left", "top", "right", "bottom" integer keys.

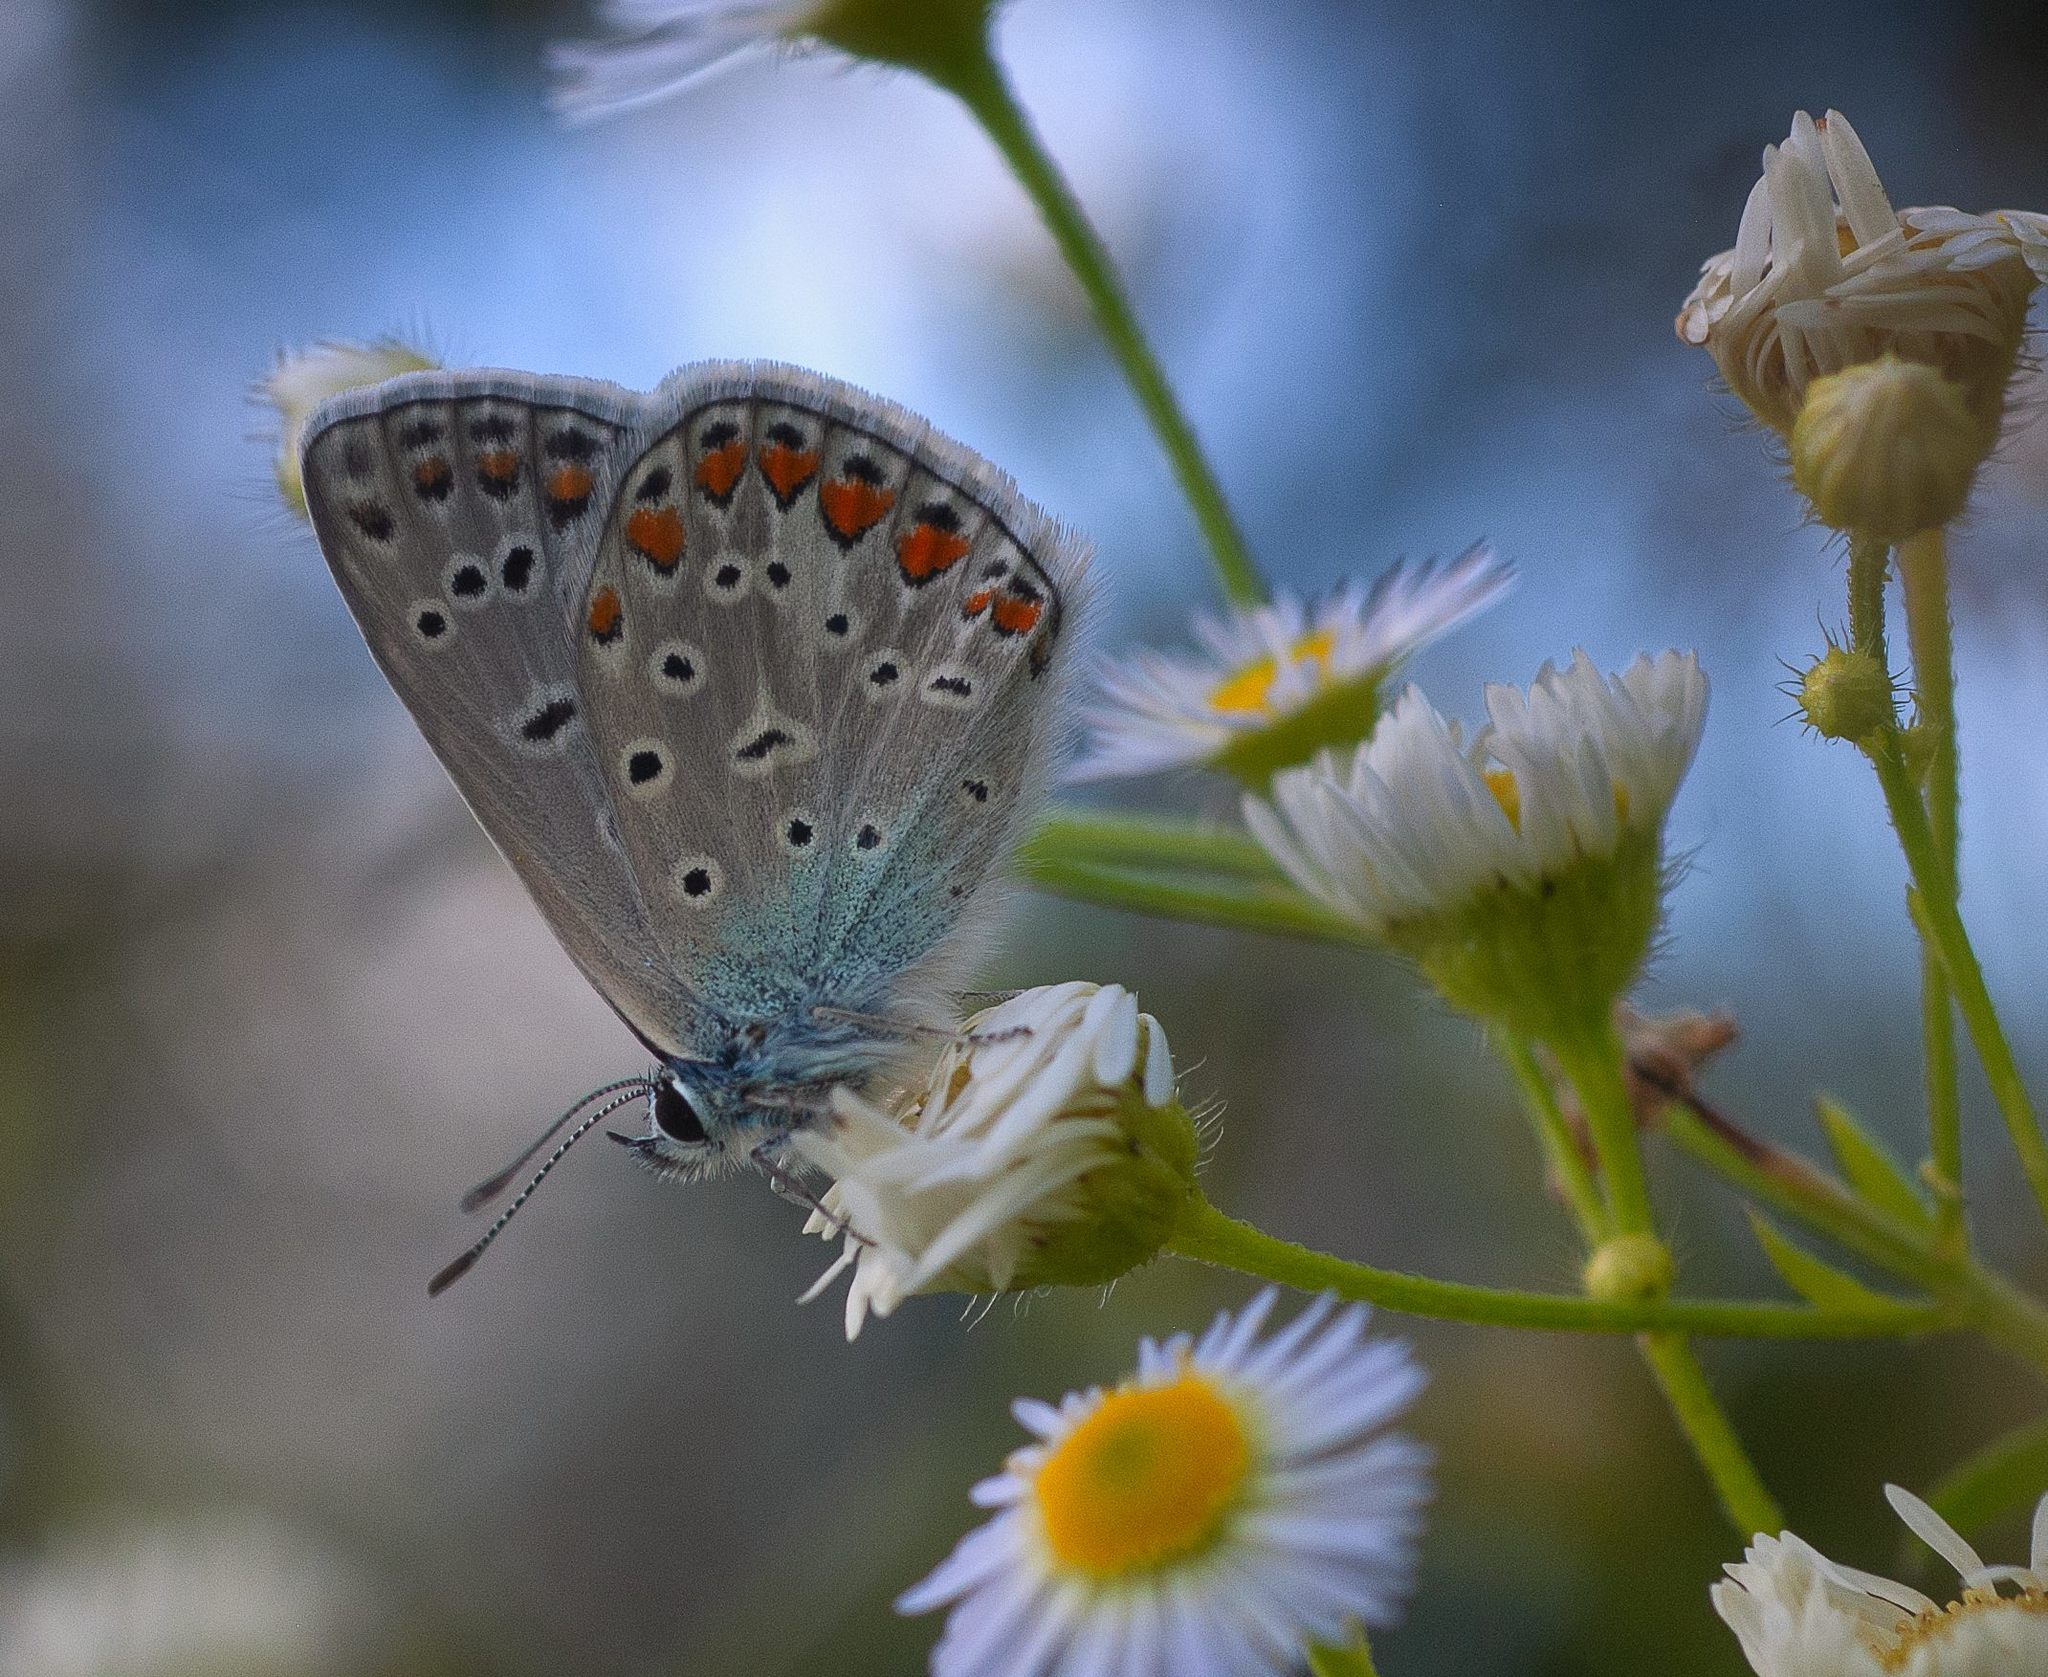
[
  {"left": 1677, "top": 109, "right": 2044, "bottom": 436},
  {"left": 791, "top": 982, "right": 1192, "bottom": 1340},
  {"left": 549, "top": 0, "right": 997, "bottom": 117},
  {"left": 1068, "top": 544, "right": 1511, "bottom": 787},
  {"left": 899, "top": 1288, "right": 1431, "bottom": 1677},
  {"left": 1713, "top": 1484, "right": 2048, "bottom": 1677},
  {"left": 261, "top": 338, "right": 434, "bottom": 516},
  {"left": 1245, "top": 651, "right": 1707, "bottom": 1036},
  {"left": 0, "top": 1510, "right": 385, "bottom": 1677}
]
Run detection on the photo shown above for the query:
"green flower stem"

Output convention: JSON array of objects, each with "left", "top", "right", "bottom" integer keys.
[
  {"left": 1020, "top": 852, "right": 1372, "bottom": 948},
  {"left": 1866, "top": 739, "right": 2048, "bottom": 1230},
  {"left": 1548, "top": 1020, "right": 1781, "bottom": 1538},
  {"left": 935, "top": 50, "right": 1266, "bottom": 605},
  {"left": 1662, "top": 1101, "right": 2048, "bottom": 1380},
  {"left": 1023, "top": 812, "right": 1281, "bottom": 879},
  {"left": 1550, "top": 1021, "right": 1655, "bottom": 1237},
  {"left": 1897, "top": 529, "right": 1967, "bottom": 1253},
  {"left": 1846, "top": 532, "right": 1890, "bottom": 674},
  {"left": 1639, "top": 1332, "right": 1786, "bottom": 1537},
  {"left": 1165, "top": 1197, "right": 1942, "bottom": 1339},
  {"left": 1499, "top": 1033, "right": 1610, "bottom": 1241}
]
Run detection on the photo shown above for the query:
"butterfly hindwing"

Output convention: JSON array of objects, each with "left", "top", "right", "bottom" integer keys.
[
  {"left": 572, "top": 364, "right": 1087, "bottom": 1028},
  {"left": 299, "top": 371, "right": 714, "bottom": 1057}
]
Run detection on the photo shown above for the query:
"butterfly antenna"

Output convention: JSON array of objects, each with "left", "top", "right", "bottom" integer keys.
[
  {"left": 428, "top": 1087, "right": 647, "bottom": 1297},
  {"left": 458, "top": 1077, "right": 652, "bottom": 1212}
]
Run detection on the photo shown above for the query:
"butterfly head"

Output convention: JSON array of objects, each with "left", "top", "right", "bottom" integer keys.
[{"left": 611, "top": 1065, "right": 750, "bottom": 1181}]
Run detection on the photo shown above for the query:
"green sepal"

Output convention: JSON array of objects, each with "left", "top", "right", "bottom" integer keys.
[
  {"left": 810, "top": 0, "right": 997, "bottom": 87},
  {"left": 1747, "top": 1211, "right": 1899, "bottom": 1310},
  {"left": 1815, "top": 1096, "right": 1931, "bottom": 1231},
  {"left": 1207, "top": 672, "right": 1383, "bottom": 794},
  {"left": 1306, "top": 1623, "right": 1380, "bottom": 1677}
]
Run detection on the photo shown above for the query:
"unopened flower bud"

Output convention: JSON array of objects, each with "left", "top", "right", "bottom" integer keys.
[
  {"left": 262, "top": 339, "right": 435, "bottom": 517},
  {"left": 1790, "top": 356, "right": 1987, "bottom": 540},
  {"left": 1583, "top": 1233, "right": 1674, "bottom": 1304},
  {"left": 1796, "top": 645, "right": 1895, "bottom": 743}
]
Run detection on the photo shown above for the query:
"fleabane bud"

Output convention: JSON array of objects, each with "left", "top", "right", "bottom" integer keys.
[
  {"left": 1795, "top": 644, "right": 1896, "bottom": 743},
  {"left": 1583, "top": 1233, "right": 1674, "bottom": 1304},
  {"left": 791, "top": 984, "right": 1199, "bottom": 1339},
  {"left": 1790, "top": 356, "right": 1987, "bottom": 540},
  {"left": 262, "top": 339, "right": 435, "bottom": 517}
]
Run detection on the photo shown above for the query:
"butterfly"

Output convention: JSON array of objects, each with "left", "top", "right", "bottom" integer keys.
[{"left": 297, "top": 362, "right": 1089, "bottom": 1290}]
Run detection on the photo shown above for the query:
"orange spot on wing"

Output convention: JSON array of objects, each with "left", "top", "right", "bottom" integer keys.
[
  {"left": 991, "top": 595, "right": 1045, "bottom": 636},
  {"left": 413, "top": 456, "right": 451, "bottom": 491},
  {"left": 759, "top": 444, "right": 819, "bottom": 505},
  {"left": 695, "top": 440, "right": 747, "bottom": 501},
  {"left": 547, "top": 463, "right": 594, "bottom": 502},
  {"left": 898, "top": 522, "right": 971, "bottom": 582},
  {"left": 962, "top": 588, "right": 994, "bottom": 618},
  {"left": 625, "top": 505, "right": 686, "bottom": 570},
  {"left": 587, "top": 586, "right": 623, "bottom": 642},
  {"left": 479, "top": 449, "right": 520, "bottom": 482},
  {"left": 821, "top": 479, "right": 896, "bottom": 542}
]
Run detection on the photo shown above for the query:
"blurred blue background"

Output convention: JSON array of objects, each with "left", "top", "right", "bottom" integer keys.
[{"left": 1, "top": 0, "right": 2045, "bottom": 1671}]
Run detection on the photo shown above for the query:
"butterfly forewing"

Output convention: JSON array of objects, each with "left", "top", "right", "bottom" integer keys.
[
  {"left": 303, "top": 363, "right": 1087, "bottom": 1079},
  {"left": 300, "top": 373, "right": 713, "bottom": 1057},
  {"left": 572, "top": 365, "right": 1085, "bottom": 1028}
]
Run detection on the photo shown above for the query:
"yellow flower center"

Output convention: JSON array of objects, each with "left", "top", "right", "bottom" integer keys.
[
  {"left": 1484, "top": 767, "right": 1522, "bottom": 830},
  {"left": 1032, "top": 1372, "right": 1252, "bottom": 1578},
  {"left": 1876, "top": 1586, "right": 2048, "bottom": 1671},
  {"left": 1208, "top": 629, "right": 1337, "bottom": 716}
]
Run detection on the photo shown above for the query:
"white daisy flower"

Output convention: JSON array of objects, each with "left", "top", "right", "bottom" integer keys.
[
  {"left": 899, "top": 1287, "right": 1431, "bottom": 1677},
  {"left": 790, "top": 983, "right": 1194, "bottom": 1340},
  {"left": 261, "top": 338, "right": 435, "bottom": 517},
  {"left": 1714, "top": 1484, "right": 2048, "bottom": 1677},
  {"left": 1068, "top": 543, "right": 1512, "bottom": 788},
  {"left": 1677, "top": 109, "right": 2045, "bottom": 437},
  {"left": 548, "top": 0, "right": 993, "bottom": 117},
  {"left": 1245, "top": 651, "right": 1707, "bottom": 1036}
]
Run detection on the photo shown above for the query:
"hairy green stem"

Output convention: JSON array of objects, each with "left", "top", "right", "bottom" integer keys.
[
  {"left": 1165, "top": 1198, "right": 1939, "bottom": 1339},
  {"left": 1897, "top": 529, "right": 1966, "bottom": 1254},
  {"left": 1024, "top": 812, "right": 1281, "bottom": 879},
  {"left": 938, "top": 52, "right": 1265, "bottom": 605},
  {"left": 1867, "top": 740, "right": 2048, "bottom": 1230},
  {"left": 1499, "top": 1033, "right": 1610, "bottom": 1241},
  {"left": 1640, "top": 1333, "right": 1786, "bottom": 1537},
  {"left": 1663, "top": 1102, "right": 2048, "bottom": 1381},
  {"left": 1551, "top": 1022, "right": 1655, "bottom": 1237},
  {"left": 1020, "top": 852, "right": 1372, "bottom": 947}
]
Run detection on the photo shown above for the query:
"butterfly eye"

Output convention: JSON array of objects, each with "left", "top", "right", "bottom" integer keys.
[{"left": 652, "top": 1078, "right": 707, "bottom": 1146}]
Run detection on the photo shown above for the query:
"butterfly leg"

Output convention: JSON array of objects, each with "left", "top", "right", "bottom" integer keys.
[{"left": 751, "top": 1140, "right": 868, "bottom": 1244}]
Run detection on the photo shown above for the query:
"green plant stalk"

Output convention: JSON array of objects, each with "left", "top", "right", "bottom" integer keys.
[
  {"left": 1024, "top": 811, "right": 1282, "bottom": 879},
  {"left": 1499, "top": 1033, "right": 1610, "bottom": 1241},
  {"left": 1866, "top": 739, "right": 2048, "bottom": 1230},
  {"left": 935, "top": 51, "right": 1265, "bottom": 605},
  {"left": 1550, "top": 1021, "right": 1655, "bottom": 1237},
  {"left": 1020, "top": 853, "right": 1373, "bottom": 948},
  {"left": 1663, "top": 1101, "right": 2048, "bottom": 1380},
  {"left": 1896, "top": 529, "right": 1967, "bottom": 1254},
  {"left": 1165, "top": 1198, "right": 1939, "bottom": 1339},
  {"left": 1640, "top": 1332, "right": 1785, "bottom": 1537},
  {"left": 1549, "top": 1020, "right": 1780, "bottom": 1536}
]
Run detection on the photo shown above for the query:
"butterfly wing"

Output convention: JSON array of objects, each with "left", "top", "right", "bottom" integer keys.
[
  {"left": 299, "top": 370, "right": 716, "bottom": 1057},
  {"left": 571, "top": 363, "right": 1089, "bottom": 1030}
]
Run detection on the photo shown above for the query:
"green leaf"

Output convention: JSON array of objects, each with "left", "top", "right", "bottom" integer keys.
[
  {"left": 1748, "top": 1211, "right": 1900, "bottom": 1310},
  {"left": 1307, "top": 1625, "right": 1380, "bottom": 1677},
  {"left": 1929, "top": 1414, "right": 2048, "bottom": 1535},
  {"left": 1816, "top": 1096, "right": 1932, "bottom": 1230}
]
